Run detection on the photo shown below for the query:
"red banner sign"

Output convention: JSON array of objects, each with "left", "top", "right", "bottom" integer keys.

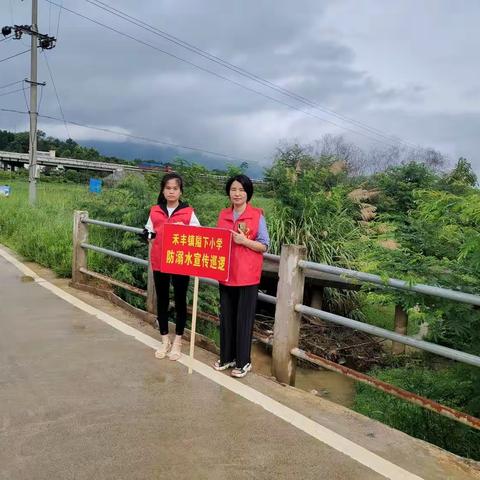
[{"left": 160, "top": 224, "right": 232, "bottom": 281}]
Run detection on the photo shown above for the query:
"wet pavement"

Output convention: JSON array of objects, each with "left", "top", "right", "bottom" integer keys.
[{"left": 1, "top": 247, "right": 479, "bottom": 480}]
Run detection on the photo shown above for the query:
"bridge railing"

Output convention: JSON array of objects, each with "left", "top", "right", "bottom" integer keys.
[{"left": 72, "top": 211, "right": 480, "bottom": 431}]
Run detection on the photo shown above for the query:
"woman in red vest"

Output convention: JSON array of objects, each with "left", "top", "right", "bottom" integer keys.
[
  {"left": 214, "top": 175, "right": 269, "bottom": 378},
  {"left": 144, "top": 173, "right": 200, "bottom": 360}
]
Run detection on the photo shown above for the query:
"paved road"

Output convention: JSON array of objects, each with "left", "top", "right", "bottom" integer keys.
[{"left": 0, "top": 249, "right": 479, "bottom": 480}]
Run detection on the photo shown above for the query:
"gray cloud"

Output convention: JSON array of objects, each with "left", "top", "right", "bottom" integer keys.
[{"left": 0, "top": 0, "right": 479, "bottom": 173}]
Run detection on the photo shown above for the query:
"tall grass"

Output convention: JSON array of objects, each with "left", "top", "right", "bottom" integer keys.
[{"left": 0, "top": 180, "right": 89, "bottom": 276}]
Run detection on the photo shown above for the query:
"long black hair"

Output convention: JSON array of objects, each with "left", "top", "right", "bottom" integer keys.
[
  {"left": 157, "top": 172, "right": 184, "bottom": 205},
  {"left": 225, "top": 174, "right": 254, "bottom": 201}
]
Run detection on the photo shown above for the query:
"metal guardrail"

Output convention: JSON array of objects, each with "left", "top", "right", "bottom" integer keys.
[
  {"left": 81, "top": 243, "right": 149, "bottom": 267},
  {"left": 78, "top": 215, "right": 480, "bottom": 368},
  {"left": 290, "top": 347, "right": 480, "bottom": 430},
  {"left": 295, "top": 304, "right": 480, "bottom": 368},
  {"left": 72, "top": 213, "right": 480, "bottom": 431},
  {"left": 84, "top": 218, "right": 143, "bottom": 234},
  {"left": 265, "top": 252, "right": 480, "bottom": 365},
  {"left": 299, "top": 260, "right": 480, "bottom": 307}
]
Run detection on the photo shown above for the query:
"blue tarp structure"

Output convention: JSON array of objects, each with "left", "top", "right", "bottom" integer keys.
[{"left": 89, "top": 178, "right": 102, "bottom": 194}]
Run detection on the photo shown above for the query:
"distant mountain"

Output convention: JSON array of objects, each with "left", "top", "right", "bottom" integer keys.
[{"left": 78, "top": 139, "right": 265, "bottom": 178}]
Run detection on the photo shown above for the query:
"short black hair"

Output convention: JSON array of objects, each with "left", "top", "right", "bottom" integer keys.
[
  {"left": 225, "top": 174, "right": 253, "bottom": 201},
  {"left": 157, "top": 172, "right": 184, "bottom": 205}
]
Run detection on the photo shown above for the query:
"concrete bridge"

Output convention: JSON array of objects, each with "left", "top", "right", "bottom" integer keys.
[
  {"left": 1, "top": 244, "right": 479, "bottom": 480},
  {"left": 0, "top": 150, "right": 265, "bottom": 183},
  {"left": 0, "top": 150, "right": 141, "bottom": 175}
]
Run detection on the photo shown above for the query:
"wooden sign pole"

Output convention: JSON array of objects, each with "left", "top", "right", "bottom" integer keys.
[{"left": 188, "top": 276, "right": 200, "bottom": 374}]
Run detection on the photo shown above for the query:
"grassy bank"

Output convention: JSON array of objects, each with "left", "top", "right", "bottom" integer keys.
[{"left": 0, "top": 180, "right": 88, "bottom": 276}]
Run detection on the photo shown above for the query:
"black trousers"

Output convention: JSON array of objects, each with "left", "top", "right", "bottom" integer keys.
[
  {"left": 219, "top": 284, "right": 258, "bottom": 368},
  {"left": 153, "top": 271, "right": 190, "bottom": 336}
]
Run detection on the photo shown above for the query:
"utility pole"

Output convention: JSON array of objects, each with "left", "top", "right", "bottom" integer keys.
[
  {"left": 2, "top": 2, "right": 56, "bottom": 206},
  {"left": 28, "top": 0, "right": 38, "bottom": 205}
]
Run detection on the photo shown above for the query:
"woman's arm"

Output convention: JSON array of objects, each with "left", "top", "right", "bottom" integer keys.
[
  {"left": 138, "top": 215, "right": 156, "bottom": 241},
  {"left": 145, "top": 216, "right": 155, "bottom": 233},
  {"left": 231, "top": 215, "right": 269, "bottom": 253},
  {"left": 231, "top": 231, "right": 266, "bottom": 252}
]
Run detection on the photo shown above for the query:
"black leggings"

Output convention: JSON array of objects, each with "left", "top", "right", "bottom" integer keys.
[
  {"left": 153, "top": 271, "right": 190, "bottom": 336},
  {"left": 219, "top": 284, "right": 258, "bottom": 368}
]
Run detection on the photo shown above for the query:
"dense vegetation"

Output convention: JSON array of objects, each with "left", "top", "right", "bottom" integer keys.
[{"left": 1, "top": 132, "right": 479, "bottom": 458}]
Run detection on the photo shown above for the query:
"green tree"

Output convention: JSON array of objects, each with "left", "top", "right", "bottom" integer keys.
[
  {"left": 374, "top": 162, "right": 437, "bottom": 214},
  {"left": 445, "top": 157, "right": 478, "bottom": 188}
]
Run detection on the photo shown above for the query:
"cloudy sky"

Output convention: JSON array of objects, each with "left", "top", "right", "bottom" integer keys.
[{"left": 1, "top": 0, "right": 480, "bottom": 173}]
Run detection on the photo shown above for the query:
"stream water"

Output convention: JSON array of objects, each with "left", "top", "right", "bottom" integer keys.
[{"left": 250, "top": 341, "right": 356, "bottom": 408}]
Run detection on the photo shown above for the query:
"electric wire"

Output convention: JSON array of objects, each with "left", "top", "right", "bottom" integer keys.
[
  {"left": 42, "top": 51, "right": 71, "bottom": 138},
  {"left": 37, "top": 113, "right": 254, "bottom": 162},
  {"left": 0, "top": 107, "right": 28, "bottom": 115},
  {"left": 38, "top": 84, "right": 45, "bottom": 114},
  {"left": 48, "top": 0, "right": 53, "bottom": 33},
  {"left": 22, "top": 84, "right": 29, "bottom": 111},
  {"left": 0, "top": 80, "right": 25, "bottom": 90},
  {"left": 42, "top": 0, "right": 414, "bottom": 150},
  {"left": 55, "top": 0, "right": 63, "bottom": 38},
  {"left": 1, "top": 107, "right": 252, "bottom": 162},
  {"left": 0, "top": 49, "right": 30, "bottom": 63},
  {"left": 84, "top": 0, "right": 417, "bottom": 149},
  {"left": 0, "top": 87, "right": 26, "bottom": 98}
]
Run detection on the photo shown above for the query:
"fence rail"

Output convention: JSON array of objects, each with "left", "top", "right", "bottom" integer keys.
[
  {"left": 299, "top": 260, "right": 480, "bottom": 306},
  {"left": 71, "top": 211, "right": 480, "bottom": 431},
  {"left": 295, "top": 304, "right": 480, "bottom": 367}
]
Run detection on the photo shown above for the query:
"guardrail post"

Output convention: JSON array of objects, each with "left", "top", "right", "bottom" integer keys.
[
  {"left": 392, "top": 304, "right": 408, "bottom": 354},
  {"left": 272, "top": 244, "right": 307, "bottom": 386},
  {"left": 72, "top": 210, "right": 89, "bottom": 285},
  {"left": 146, "top": 242, "right": 157, "bottom": 315}
]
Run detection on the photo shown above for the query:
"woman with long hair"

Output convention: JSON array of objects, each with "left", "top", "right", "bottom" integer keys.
[{"left": 144, "top": 172, "right": 200, "bottom": 360}]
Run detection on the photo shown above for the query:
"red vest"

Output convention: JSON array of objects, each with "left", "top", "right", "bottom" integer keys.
[
  {"left": 149, "top": 204, "right": 194, "bottom": 271},
  {"left": 217, "top": 203, "right": 264, "bottom": 287}
]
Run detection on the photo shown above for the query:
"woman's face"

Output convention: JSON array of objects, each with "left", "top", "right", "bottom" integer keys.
[
  {"left": 163, "top": 179, "right": 182, "bottom": 204},
  {"left": 229, "top": 180, "right": 248, "bottom": 208}
]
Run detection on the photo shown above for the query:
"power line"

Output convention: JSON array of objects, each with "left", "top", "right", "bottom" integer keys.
[
  {"left": 0, "top": 35, "right": 13, "bottom": 43},
  {"left": 8, "top": 0, "right": 15, "bottom": 25},
  {"left": 0, "top": 87, "right": 26, "bottom": 98},
  {"left": 38, "top": 83, "right": 45, "bottom": 114},
  {"left": 84, "top": 0, "right": 417, "bottom": 149},
  {"left": 22, "top": 84, "right": 29, "bottom": 111},
  {"left": 37, "top": 113, "right": 254, "bottom": 162},
  {"left": 42, "top": 51, "right": 71, "bottom": 138},
  {"left": 42, "top": 0, "right": 412, "bottom": 150},
  {"left": 55, "top": 0, "right": 63, "bottom": 38},
  {"left": 1, "top": 106, "right": 254, "bottom": 161},
  {"left": 0, "top": 107, "right": 28, "bottom": 115},
  {"left": 0, "top": 49, "right": 29, "bottom": 63},
  {"left": 48, "top": 0, "right": 52, "bottom": 33},
  {"left": 0, "top": 79, "right": 25, "bottom": 90}
]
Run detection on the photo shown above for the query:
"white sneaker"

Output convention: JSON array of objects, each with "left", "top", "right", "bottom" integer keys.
[
  {"left": 231, "top": 363, "right": 252, "bottom": 378},
  {"left": 213, "top": 359, "right": 236, "bottom": 371},
  {"left": 155, "top": 337, "right": 171, "bottom": 359}
]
